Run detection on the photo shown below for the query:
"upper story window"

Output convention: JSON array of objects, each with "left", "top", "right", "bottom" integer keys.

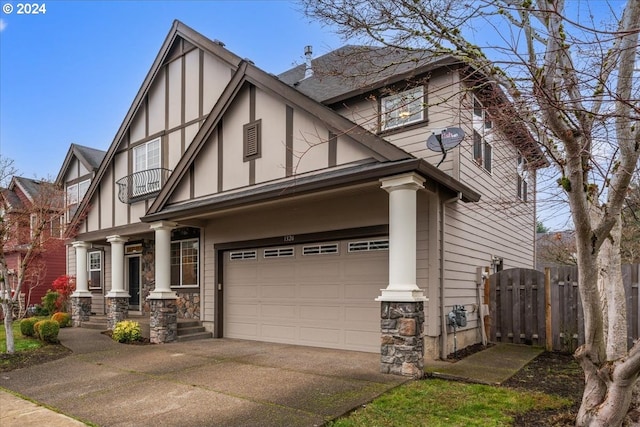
[
  {"left": 517, "top": 153, "right": 529, "bottom": 202},
  {"left": 381, "top": 86, "right": 425, "bottom": 131},
  {"left": 30, "top": 213, "right": 38, "bottom": 240},
  {"left": 66, "top": 179, "right": 90, "bottom": 222},
  {"left": 133, "top": 138, "right": 161, "bottom": 195},
  {"left": 472, "top": 96, "right": 493, "bottom": 173},
  {"left": 50, "top": 215, "right": 63, "bottom": 239}
]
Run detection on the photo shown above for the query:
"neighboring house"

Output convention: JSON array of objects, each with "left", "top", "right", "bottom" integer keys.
[
  {"left": 0, "top": 177, "right": 66, "bottom": 310},
  {"left": 64, "top": 21, "right": 546, "bottom": 375},
  {"left": 536, "top": 231, "right": 577, "bottom": 271}
]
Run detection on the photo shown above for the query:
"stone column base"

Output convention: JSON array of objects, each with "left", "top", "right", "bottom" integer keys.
[
  {"left": 106, "top": 297, "right": 129, "bottom": 330},
  {"left": 71, "top": 296, "right": 92, "bottom": 327},
  {"left": 380, "top": 301, "right": 425, "bottom": 379},
  {"left": 149, "top": 299, "right": 177, "bottom": 343}
]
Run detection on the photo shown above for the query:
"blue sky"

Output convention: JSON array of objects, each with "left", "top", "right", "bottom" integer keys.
[{"left": 0, "top": 0, "right": 342, "bottom": 180}]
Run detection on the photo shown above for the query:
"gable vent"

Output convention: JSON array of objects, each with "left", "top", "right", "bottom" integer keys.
[
  {"left": 244, "top": 119, "right": 262, "bottom": 160},
  {"left": 303, "top": 244, "right": 339, "bottom": 255},
  {"left": 229, "top": 250, "right": 257, "bottom": 261},
  {"left": 264, "top": 247, "right": 294, "bottom": 258},
  {"left": 348, "top": 239, "right": 389, "bottom": 252}
]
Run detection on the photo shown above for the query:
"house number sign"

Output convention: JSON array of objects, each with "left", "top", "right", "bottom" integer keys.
[{"left": 283, "top": 235, "right": 295, "bottom": 242}]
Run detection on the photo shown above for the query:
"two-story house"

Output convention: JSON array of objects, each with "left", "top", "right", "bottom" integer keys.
[
  {"left": 0, "top": 176, "right": 66, "bottom": 312},
  {"left": 65, "top": 21, "right": 545, "bottom": 377}
]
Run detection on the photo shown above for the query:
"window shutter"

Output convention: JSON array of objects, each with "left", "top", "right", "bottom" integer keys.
[{"left": 244, "top": 119, "right": 262, "bottom": 160}]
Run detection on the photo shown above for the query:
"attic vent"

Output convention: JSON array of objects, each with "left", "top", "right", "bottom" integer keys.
[
  {"left": 229, "top": 250, "right": 257, "bottom": 260},
  {"left": 264, "top": 247, "right": 294, "bottom": 258},
  {"left": 243, "top": 119, "right": 262, "bottom": 161},
  {"left": 348, "top": 239, "right": 389, "bottom": 252},
  {"left": 303, "top": 244, "right": 339, "bottom": 255}
]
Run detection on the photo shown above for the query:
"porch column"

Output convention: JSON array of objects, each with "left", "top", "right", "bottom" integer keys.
[
  {"left": 377, "top": 173, "right": 427, "bottom": 379},
  {"left": 148, "top": 221, "right": 178, "bottom": 343},
  {"left": 106, "top": 235, "right": 129, "bottom": 329},
  {"left": 71, "top": 241, "right": 92, "bottom": 326}
]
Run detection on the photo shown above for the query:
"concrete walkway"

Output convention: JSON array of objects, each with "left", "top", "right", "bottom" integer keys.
[{"left": 0, "top": 328, "right": 543, "bottom": 426}]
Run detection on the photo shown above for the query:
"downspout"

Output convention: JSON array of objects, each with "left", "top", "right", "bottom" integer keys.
[{"left": 440, "top": 191, "right": 462, "bottom": 360}]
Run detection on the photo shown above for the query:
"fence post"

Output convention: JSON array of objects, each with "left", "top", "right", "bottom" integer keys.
[{"left": 545, "top": 267, "right": 552, "bottom": 351}]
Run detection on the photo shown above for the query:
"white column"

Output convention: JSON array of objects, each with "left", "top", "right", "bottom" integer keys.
[
  {"left": 148, "top": 221, "right": 178, "bottom": 299},
  {"left": 71, "top": 241, "right": 92, "bottom": 297},
  {"left": 106, "top": 235, "right": 129, "bottom": 298},
  {"left": 376, "top": 173, "right": 427, "bottom": 302}
]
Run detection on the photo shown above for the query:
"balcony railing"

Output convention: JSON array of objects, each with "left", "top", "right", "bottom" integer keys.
[{"left": 116, "top": 168, "right": 172, "bottom": 204}]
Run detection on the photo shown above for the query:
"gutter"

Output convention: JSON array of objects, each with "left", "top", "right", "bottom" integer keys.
[{"left": 440, "top": 191, "right": 462, "bottom": 360}]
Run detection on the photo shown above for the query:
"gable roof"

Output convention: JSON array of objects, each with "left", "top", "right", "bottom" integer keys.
[
  {"left": 278, "top": 45, "right": 459, "bottom": 105},
  {"left": 279, "top": 46, "right": 548, "bottom": 168},
  {"left": 69, "top": 20, "right": 244, "bottom": 230},
  {"left": 2, "top": 176, "right": 53, "bottom": 210},
  {"left": 146, "top": 60, "right": 415, "bottom": 216},
  {"left": 55, "top": 143, "right": 107, "bottom": 184}
]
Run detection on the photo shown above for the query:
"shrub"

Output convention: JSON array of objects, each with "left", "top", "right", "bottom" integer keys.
[
  {"left": 41, "top": 290, "right": 60, "bottom": 316},
  {"left": 51, "top": 312, "right": 71, "bottom": 328},
  {"left": 112, "top": 320, "right": 141, "bottom": 343},
  {"left": 51, "top": 275, "right": 76, "bottom": 312},
  {"left": 20, "top": 318, "right": 39, "bottom": 337},
  {"left": 34, "top": 320, "right": 60, "bottom": 343}
]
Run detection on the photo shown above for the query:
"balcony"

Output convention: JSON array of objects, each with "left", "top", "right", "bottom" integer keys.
[{"left": 116, "top": 168, "right": 172, "bottom": 204}]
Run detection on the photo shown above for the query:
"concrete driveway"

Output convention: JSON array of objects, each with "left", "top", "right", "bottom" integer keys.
[{"left": 0, "top": 328, "right": 407, "bottom": 426}]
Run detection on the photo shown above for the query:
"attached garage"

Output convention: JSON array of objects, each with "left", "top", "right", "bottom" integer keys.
[{"left": 223, "top": 237, "right": 389, "bottom": 352}]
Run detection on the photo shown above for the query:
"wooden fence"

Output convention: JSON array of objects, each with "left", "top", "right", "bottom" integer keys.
[{"left": 488, "top": 265, "right": 639, "bottom": 352}]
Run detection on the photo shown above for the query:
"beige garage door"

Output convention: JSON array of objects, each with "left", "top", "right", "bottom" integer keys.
[{"left": 223, "top": 238, "right": 389, "bottom": 352}]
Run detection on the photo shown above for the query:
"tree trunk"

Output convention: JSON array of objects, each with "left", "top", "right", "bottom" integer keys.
[{"left": 2, "top": 301, "right": 15, "bottom": 354}]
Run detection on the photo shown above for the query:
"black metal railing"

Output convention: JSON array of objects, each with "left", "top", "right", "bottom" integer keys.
[{"left": 116, "top": 168, "right": 172, "bottom": 204}]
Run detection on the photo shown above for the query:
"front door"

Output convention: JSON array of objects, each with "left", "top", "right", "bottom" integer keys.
[{"left": 127, "top": 256, "right": 141, "bottom": 311}]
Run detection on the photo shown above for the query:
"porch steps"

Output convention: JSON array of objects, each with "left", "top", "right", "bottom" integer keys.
[{"left": 80, "top": 315, "right": 212, "bottom": 342}]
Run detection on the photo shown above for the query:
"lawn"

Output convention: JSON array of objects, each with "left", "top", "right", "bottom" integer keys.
[
  {"left": 329, "top": 378, "right": 571, "bottom": 427},
  {"left": 0, "top": 317, "right": 45, "bottom": 353}
]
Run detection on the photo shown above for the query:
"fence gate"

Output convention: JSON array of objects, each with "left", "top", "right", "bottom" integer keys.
[{"left": 489, "top": 268, "right": 548, "bottom": 348}]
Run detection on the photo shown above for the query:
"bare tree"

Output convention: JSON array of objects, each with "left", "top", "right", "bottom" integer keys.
[
  {"left": 300, "top": 1, "right": 640, "bottom": 425},
  {"left": 0, "top": 177, "right": 65, "bottom": 354}
]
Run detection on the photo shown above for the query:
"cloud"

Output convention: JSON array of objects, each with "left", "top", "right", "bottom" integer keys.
[{"left": 0, "top": 19, "right": 6, "bottom": 32}]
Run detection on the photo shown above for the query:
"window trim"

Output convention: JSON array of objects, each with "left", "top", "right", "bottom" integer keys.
[
  {"left": 517, "top": 152, "right": 529, "bottom": 202},
  {"left": 380, "top": 86, "right": 425, "bottom": 131},
  {"left": 472, "top": 95, "right": 493, "bottom": 174},
  {"left": 170, "top": 238, "right": 199, "bottom": 288},
  {"left": 66, "top": 178, "right": 90, "bottom": 222}
]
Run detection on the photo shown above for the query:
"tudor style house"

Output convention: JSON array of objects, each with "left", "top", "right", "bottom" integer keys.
[
  {"left": 65, "top": 21, "right": 546, "bottom": 377},
  {"left": 1, "top": 177, "right": 66, "bottom": 311}
]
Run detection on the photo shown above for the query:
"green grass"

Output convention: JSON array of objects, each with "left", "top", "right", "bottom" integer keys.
[
  {"left": 0, "top": 317, "right": 47, "bottom": 353},
  {"left": 328, "top": 379, "right": 571, "bottom": 427}
]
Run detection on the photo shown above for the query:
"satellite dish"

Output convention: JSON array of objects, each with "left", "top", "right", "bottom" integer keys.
[{"left": 426, "top": 127, "right": 466, "bottom": 167}]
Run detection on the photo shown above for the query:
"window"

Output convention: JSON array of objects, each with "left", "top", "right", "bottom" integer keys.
[
  {"left": 472, "top": 96, "right": 493, "bottom": 173},
  {"left": 348, "top": 239, "right": 389, "bottom": 252},
  {"left": 381, "top": 86, "right": 425, "bottom": 131},
  {"left": 30, "top": 214, "right": 38, "bottom": 240},
  {"left": 243, "top": 120, "right": 262, "bottom": 161},
  {"left": 50, "top": 215, "right": 63, "bottom": 239},
  {"left": 133, "top": 138, "right": 161, "bottom": 196},
  {"left": 88, "top": 251, "right": 102, "bottom": 290},
  {"left": 171, "top": 238, "right": 199, "bottom": 287},
  {"left": 303, "top": 244, "right": 339, "bottom": 255},
  {"left": 263, "top": 247, "right": 294, "bottom": 258},
  {"left": 517, "top": 153, "right": 529, "bottom": 201},
  {"left": 229, "top": 250, "right": 257, "bottom": 260},
  {"left": 66, "top": 179, "right": 90, "bottom": 221}
]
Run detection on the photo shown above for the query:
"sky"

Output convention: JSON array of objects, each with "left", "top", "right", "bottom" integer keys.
[{"left": 0, "top": 0, "right": 343, "bottom": 181}]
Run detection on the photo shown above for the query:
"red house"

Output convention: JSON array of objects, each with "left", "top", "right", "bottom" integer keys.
[{"left": 0, "top": 176, "right": 66, "bottom": 311}]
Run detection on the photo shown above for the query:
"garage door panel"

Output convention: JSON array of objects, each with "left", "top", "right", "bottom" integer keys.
[
  {"left": 299, "top": 305, "right": 341, "bottom": 321},
  {"left": 261, "top": 304, "right": 296, "bottom": 319},
  {"left": 260, "top": 284, "right": 296, "bottom": 298},
  {"left": 299, "top": 284, "right": 341, "bottom": 299},
  {"left": 261, "top": 323, "right": 296, "bottom": 340},
  {"left": 224, "top": 237, "right": 388, "bottom": 352}
]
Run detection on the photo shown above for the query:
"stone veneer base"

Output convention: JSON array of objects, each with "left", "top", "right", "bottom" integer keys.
[
  {"left": 106, "top": 297, "right": 129, "bottom": 330},
  {"left": 71, "top": 296, "right": 92, "bottom": 327},
  {"left": 149, "top": 299, "right": 177, "bottom": 343},
  {"left": 380, "top": 301, "right": 425, "bottom": 379}
]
